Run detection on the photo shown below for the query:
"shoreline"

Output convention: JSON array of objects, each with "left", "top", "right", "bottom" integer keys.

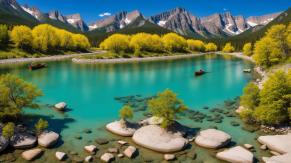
[{"left": 0, "top": 51, "right": 104, "bottom": 65}]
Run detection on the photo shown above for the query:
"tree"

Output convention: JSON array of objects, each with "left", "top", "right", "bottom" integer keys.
[
  {"left": 286, "top": 23, "right": 291, "bottom": 51},
  {"left": 222, "top": 43, "right": 235, "bottom": 53},
  {"left": 265, "top": 24, "right": 288, "bottom": 56},
  {"left": 2, "top": 122, "right": 15, "bottom": 139},
  {"left": 119, "top": 105, "right": 133, "bottom": 127},
  {"left": 205, "top": 43, "right": 217, "bottom": 52},
  {"left": 0, "top": 74, "right": 42, "bottom": 120},
  {"left": 162, "top": 33, "right": 187, "bottom": 52},
  {"left": 58, "top": 29, "right": 74, "bottom": 50},
  {"left": 187, "top": 39, "right": 205, "bottom": 52},
  {"left": 243, "top": 43, "right": 252, "bottom": 56},
  {"left": 10, "top": 25, "right": 33, "bottom": 49},
  {"left": 72, "top": 34, "right": 90, "bottom": 50},
  {"left": 130, "top": 33, "right": 163, "bottom": 55},
  {"left": 35, "top": 118, "right": 49, "bottom": 134},
  {"left": 254, "top": 71, "right": 290, "bottom": 125},
  {"left": 148, "top": 89, "right": 187, "bottom": 128},
  {"left": 0, "top": 24, "right": 8, "bottom": 47},
  {"left": 240, "top": 82, "right": 260, "bottom": 110},
  {"left": 32, "top": 24, "right": 59, "bottom": 52},
  {"left": 100, "top": 34, "right": 131, "bottom": 53}
]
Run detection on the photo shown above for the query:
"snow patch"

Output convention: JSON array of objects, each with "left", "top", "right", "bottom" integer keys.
[
  {"left": 120, "top": 24, "right": 125, "bottom": 29},
  {"left": 224, "top": 24, "right": 240, "bottom": 35},
  {"left": 158, "top": 20, "right": 167, "bottom": 26},
  {"left": 67, "top": 19, "right": 77, "bottom": 24},
  {"left": 21, "top": 6, "right": 39, "bottom": 19},
  {"left": 247, "top": 21, "right": 257, "bottom": 27},
  {"left": 262, "top": 18, "right": 273, "bottom": 25},
  {"left": 89, "top": 24, "right": 98, "bottom": 30},
  {"left": 125, "top": 18, "right": 131, "bottom": 24},
  {"left": 11, "top": 4, "right": 17, "bottom": 10}
]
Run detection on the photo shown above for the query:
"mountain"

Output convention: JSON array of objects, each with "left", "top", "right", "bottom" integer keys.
[
  {"left": 149, "top": 7, "right": 281, "bottom": 38},
  {"left": 0, "top": 0, "right": 38, "bottom": 26},
  {"left": 65, "top": 14, "right": 88, "bottom": 32},
  {"left": 88, "top": 10, "right": 143, "bottom": 32}
]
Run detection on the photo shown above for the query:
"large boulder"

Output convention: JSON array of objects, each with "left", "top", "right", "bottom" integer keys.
[
  {"left": 10, "top": 133, "right": 37, "bottom": 149},
  {"left": 258, "top": 133, "right": 291, "bottom": 154},
  {"left": 132, "top": 125, "right": 188, "bottom": 153},
  {"left": 38, "top": 131, "right": 59, "bottom": 148},
  {"left": 22, "top": 148, "right": 43, "bottom": 161},
  {"left": 195, "top": 129, "right": 231, "bottom": 149},
  {"left": 106, "top": 120, "right": 138, "bottom": 137},
  {"left": 216, "top": 146, "right": 254, "bottom": 163},
  {"left": 0, "top": 136, "right": 9, "bottom": 152},
  {"left": 262, "top": 153, "right": 291, "bottom": 163}
]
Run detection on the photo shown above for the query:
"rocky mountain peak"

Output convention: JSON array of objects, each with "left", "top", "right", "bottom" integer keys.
[{"left": 48, "top": 10, "right": 67, "bottom": 23}]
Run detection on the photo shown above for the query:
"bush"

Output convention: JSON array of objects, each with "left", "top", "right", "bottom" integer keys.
[
  {"left": 119, "top": 105, "right": 133, "bottom": 120},
  {"left": 35, "top": 118, "right": 49, "bottom": 134},
  {"left": 162, "top": 33, "right": 187, "bottom": 52},
  {"left": 2, "top": 122, "right": 15, "bottom": 139},
  {"left": 205, "top": 43, "right": 217, "bottom": 52},
  {"left": 240, "top": 82, "right": 260, "bottom": 110},
  {"left": 222, "top": 43, "right": 235, "bottom": 53},
  {"left": 187, "top": 39, "right": 205, "bottom": 52},
  {"left": 11, "top": 25, "right": 33, "bottom": 49},
  {"left": 0, "top": 24, "right": 8, "bottom": 47},
  {"left": 100, "top": 34, "right": 131, "bottom": 53},
  {"left": 243, "top": 43, "right": 252, "bottom": 56}
]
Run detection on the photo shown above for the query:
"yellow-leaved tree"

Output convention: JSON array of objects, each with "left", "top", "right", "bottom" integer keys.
[
  {"left": 187, "top": 39, "right": 205, "bottom": 52},
  {"left": 10, "top": 25, "right": 33, "bottom": 49},
  {"left": 100, "top": 34, "right": 131, "bottom": 53},
  {"left": 162, "top": 33, "right": 187, "bottom": 52},
  {"left": 72, "top": 34, "right": 90, "bottom": 50},
  {"left": 222, "top": 43, "right": 235, "bottom": 53},
  {"left": 58, "top": 29, "right": 74, "bottom": 50},
  {"left": 205, "top": 43, "right": 217, "bottom": 52},
  {"left": 243, "top": 43, "right": 253, "bottom": 56},
  {"left": 32, "top": 24, "right": 59, "bottom": 52},
  {"left": 130, "top": 33, "right": 163, "bottom": 55}
]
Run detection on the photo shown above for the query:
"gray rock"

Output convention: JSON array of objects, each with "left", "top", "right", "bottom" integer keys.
[
  {"left": 95, "top": 138, "right": 108, "bottom": 145},
  {"left": 0, "top": 136, "right": 9, "bottom": 152},
  {"left": 108, "top": 148, "right": 118, "bottom": 153},
  {"left": 84, "top": 145, "right": 97, "bottom": 153},
  {"left": 38, "top": 131, "right": 59, "bottom": 148},
  {"left": 123, "top": 146, "right": 137, "bottom": 158},
  {"left": 55, "top": 151, "right": 66, "bottom": 161},
  {"left": 10, "top": 133, "right": 37, "bottom": 149},
  {"left": 21, "top": 148, "right": 43, "bottom": 161},
  {"left": 100, "top": 153, "right": 114, "bottom": 162}
]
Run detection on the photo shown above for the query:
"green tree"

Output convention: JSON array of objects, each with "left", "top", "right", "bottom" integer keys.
[
  {"left": 222, "top": 43, "right": 235, "bottom": 53},
  {"left": 35, "top": 118, "right": 49, "bottom": 134},
  {"left": 162, "top": 33, "right": 187, "bottom": 52},
  {"left": 10, "top": 25, "right": 33, "bottom": 49},
  {"left": 254, "top": 71, "right": 290, "bottom": 125},
  {"left": 0, "top": 74, "right": 42, "bottom": 120},
  {"left": 148, "top": 89, "right": 187, "bottom": 128},
  {"left": 119, "top": 105, "right": 133, "bottom": 127},
  {"left": 2, "top": 122, "right": 15, "bottom": 139},
  {"left": 243, "top": 43, "right": 253, "bottom": 56},
  {"left": 205, "top": 43, "right": 217, "bottom": 52},
  {"left": 0, "top": 24, "right": 9, "bottom": 47},
  {"left": 240, "top": 82, "right": 260, "bottom": 110}
]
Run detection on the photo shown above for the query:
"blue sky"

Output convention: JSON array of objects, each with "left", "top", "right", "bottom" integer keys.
[{"left": 18, "top": 0, "right": 291, "bottom": 23}]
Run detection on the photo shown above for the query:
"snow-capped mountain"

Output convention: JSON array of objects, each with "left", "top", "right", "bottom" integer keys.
[
  {"left": 89, "top": 10, "right": 143, "bottom": 32},
  {"left": 21, "top": 5, "right": 43, "bottom": 21},
  {"left": 65, "top": 14, "right": 89, "bottom": 32},
  {"left": 246, "top": 12, "right": 281, "bottom": 27}
]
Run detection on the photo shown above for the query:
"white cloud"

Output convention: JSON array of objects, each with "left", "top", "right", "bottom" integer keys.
[
  {"left": 99, "top": 12, "right": 111, "bottom": 17},
  {"left": 223, "top": 8, "right": 228, "bottom": 11}
]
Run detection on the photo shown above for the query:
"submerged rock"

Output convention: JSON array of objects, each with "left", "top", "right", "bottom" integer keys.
[
  {"left": 257, "top": 133, "right": 291, "bottom": 154},
  {"left": 216, "top": 146, "right": 254, "bottom": 163},
  {"left": 195, "top": 129, "right": 231, "bottom": 149},
  {"left": 95, "top": 138, "right": 109, "bottom": 145},
  {"left": 0, "top": 136, "right": 9, "bottom": 152},
  {"left": 10, "top": 133, "right": 37, "bottom": 149},
  {"left": 262, "top": 153, "right": 291, "bottom": 163},
  {"left": 132, "top": 125, "right": 188, "bottom": 153},
  {"left": 106, "top": 120, "right": 139, "bottom": 136},
  {"left": 21, "top": 148, "right": 43, "bottom": 161},
  {"left": 38, "top": 131, "right": 59, "bottom": 148},
  {"left": 100, "top": 153, "right": 114, "bottom": 162}
]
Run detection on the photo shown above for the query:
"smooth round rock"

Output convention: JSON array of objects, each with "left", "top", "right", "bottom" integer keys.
[
  {"left": 195, "top": 129, "right": 231, "bottom": 149},
  {"left": 38, "top": 131, "right": 59, "bottom": 148},
  {"left": 100, "top": 153, "right": 114, "bottom": 162},
  {"left": 262, "top": 153, "right": 291, "bottom": 163},
  {"left": 164, "top": 154, "right": 175, "bottom": 161},
  {"left": 132, "top": 125, "right": 188, "bottom": 153},
  {"left": 10, "top": 133, "right": 37, "bottom": 149},
  {"left": 22, "top": 148, "right": 43, "bottom": 161},
  {"left": 106, "top": 120, "right": 137, "bottom": 136},
  {"left": 258, "top": 133, "right": 291, "bottom": 154},
  {"left": 216, "top": 146, "right": 254, "bottom": 163}
]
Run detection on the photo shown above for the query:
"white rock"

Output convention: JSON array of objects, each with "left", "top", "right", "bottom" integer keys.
[
  {"left": 258, "top": 133, "right": 291, "bottom": 154},
  {"left": 84, "top": 145, "right": 97, "bottom": 153},
  {"left": 100, "top": 153, "right": 114, "bottom": 162},
  {"left": 216, "top": 146, "right": 254, "bottom": 163},
  {"left": 260, "top": 144, "right": 267, "bottom": 150},
  {"left": 106, "top": 120, "right": 137, "bottom": 136},
  {"left": 10, "top": 133, "right": 37, "bottom": 149},
  {"left": 38, "top": 131, "right": 59, "bottom": 148},
  {"left": 85, "top": 155, "right": 93, "bottom": 162},
  {"left": 22, "top": 148, "right": 43, "bottom": 161},
  {"left": 132, "top": 125, "right": 188, "bottom": 153},
  {"left": 117, "top": 140, "right": 127, "bottom": 145},
  {"left": 0, "top": 136, "right": 9, "bottom": 152},
  {"left": 54, "top": 102, "right": 67, "bottom": 111},
  {"left": 123, "top": 146, "right": 137, "bottom": 158},
  {"left": 164, "top": 154, "right": 175, "bottom": 161},
  {"left": 55, "top": 151, "right": 66, "bottom": 161},
  {"left": 117, "top": 153, "right": 124, "bottom": 158},
  {"left": 262, "top": 153, "right": 291, "bottom": 163},
  {"left": 244, "top": 144, "right": 253, "bottom": 149},
  {"left": 195, "top": 129, "right": 231, "bottom": 149}
]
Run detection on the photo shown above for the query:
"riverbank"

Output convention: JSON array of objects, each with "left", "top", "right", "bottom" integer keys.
[{"left": 0, "top": 51, "right": 104, "bottom": 65}]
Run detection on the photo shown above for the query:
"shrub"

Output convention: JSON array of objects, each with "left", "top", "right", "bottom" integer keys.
[{"left": 35, "top": 118, "right": 49, "bottom": 134}]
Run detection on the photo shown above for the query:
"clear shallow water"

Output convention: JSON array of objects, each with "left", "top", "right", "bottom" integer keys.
[{"left": 0, "top": 54, "right": 268, "bottom": 162}]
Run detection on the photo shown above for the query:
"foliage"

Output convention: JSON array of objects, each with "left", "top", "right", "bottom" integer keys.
[
  {"left": 243, "top": 43, "right": 253, "bottom": 56},
  {"left": 119, "top": 105, "right": 133, "bottom": 120},
  {"left": 130, "top": 33, "right": 163, "bottom": 55},
  {"left": 0, "top": 74, "right": 42, "bottom": 120},
  {"left": 10, "top": 25, "right": 33, "bottom": 49},
  {"left": 205, "top": 43, "right": 217, "bottom": 52},
  {"left": 72, "top": 34, "right": 91, "bottom": 50},
  {"left": 100, "top": 34, "right": 131, "bottom": 53},
  {"left": 148, "top": 89, "right": 187, "bottom": 128},
  {"left": 222, "top": 43, "right": 235, "bottom": 53},
  {"left": 2, "top": 122, "right": 15, "bottom": 139},
  {"left": 240, "top": 82, "right": 260, "bottom": 110},
  {"left": 35, "top": 118, "right": 49, "bottom": 134},
  {"left": 0, "top": 24, "right": 9, "bottom": 47},
  {"left": 162, "top": 33, "right": 187, "bottom": 52},
  {"left": 187, "top": 39, "right": 205, "bottom": 52},
  {"left": 239, "top": 109, "right": 255, "bottom": 124}
]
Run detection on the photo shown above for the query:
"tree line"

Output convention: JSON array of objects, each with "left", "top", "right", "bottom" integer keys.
[{"left": 0, "top": 24, "right": 91, "bottom": 53}]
